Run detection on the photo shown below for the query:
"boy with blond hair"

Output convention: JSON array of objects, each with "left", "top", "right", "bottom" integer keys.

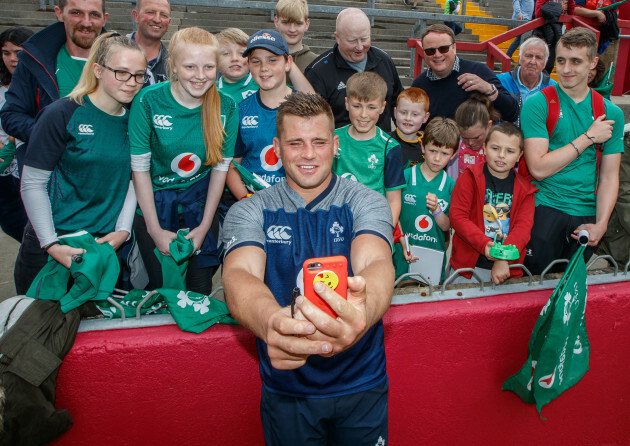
[
  {"left": 274, "top": 0, "right": 317, "bottom": 73},
  {"left": 333, "top": 71, "right": 405, "bottom": 225},
  {"left": 216, "top": 28, "right": 258, "bottom": 104},
  {"left": 394, "top": 118, "right": 459, "bottom": 280},
  {"left": 391, "top": 87, "right": 431, "bottom": 167}
]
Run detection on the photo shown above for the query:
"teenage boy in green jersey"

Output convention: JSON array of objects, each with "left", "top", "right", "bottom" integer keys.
[
  {"left": 394, "top": 118, "right": 459, "bottom": 280},
  {"left": 216, "top": 28, "right": 258, "bottom": 105},
  {"left": 522, "top": 27, "right": 624, "bottom": 274},
  {"left": 333, "top": 71, "right": 405, "bottom": 226}
]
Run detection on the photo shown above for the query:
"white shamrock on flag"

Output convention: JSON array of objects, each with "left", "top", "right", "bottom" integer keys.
[
  {"left": 193, "top": 297, "right": 210, "bottom": 314},
  {"left": 177, "top": 290, "right": 193, "bottom": 309}
]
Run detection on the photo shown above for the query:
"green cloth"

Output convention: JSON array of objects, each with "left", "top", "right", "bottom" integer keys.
[
  {"left": 160, "top": 288, "right": 238, "bottom": 333},
  {"left": 153, "top": 230, "right": 195, "bottom": 290},
  {"left": 129, "top": 82, "right": 238, "bottom": 191},
  {"left": 0, "top": 140, "right": 16, "bottom": 172},
  {"left": 232, "top": 160, "right": 271, "bottom": 192},
  {"left": 502, "top": 245, "right": 590, "bottom": 415},
  {"left": 56, "top": 44, "right": 86, "bottom": 97},
  {"left": 26, "top": 231, "right": 119, "bottom": 313},
  {"left": 521, "top": 86, "right": 625, "bottom": 216},
  {"left": 95, "top": 288, "right": 238, "bottom": 333}
]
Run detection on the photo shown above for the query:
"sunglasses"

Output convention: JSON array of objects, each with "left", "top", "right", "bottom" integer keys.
[{"left": 423, "top": 43, "right": 454, "bottom": 56}]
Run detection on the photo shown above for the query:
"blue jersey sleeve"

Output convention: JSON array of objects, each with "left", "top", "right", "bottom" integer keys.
[{"left": 384, "top": 141, "right": 405, "bottom": 191}]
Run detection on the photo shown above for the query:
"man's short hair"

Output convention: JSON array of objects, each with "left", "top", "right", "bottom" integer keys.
[
  {"left": 59, "top": 0, "right": 106, "bottom": 13},
  {"left": 485, "top": 122, "right": 524, "bottom": 151},
  {"left": 423, "top": 117, "right": 459, "bottom": 151},
  {"left": 396, "top": 87, "right": 429, "bottom": 109},
  {"left": 217, "top": 27, "right": 249, "bottom": 47},
  {"left": 558, "top": 27, "right": 598, "bottom": 61},
  {"left": 519, "top": 36, "right": 549, "bottom": 64},
  {"left": 277, "top": 92, "right": 335, "bottom": 137},
  {"left": 346, "top": 71, "right": 387, "bottom": 103},
  {"left": 135, "top": 0, "right": 170, "bottom": 12},
  {"left": 421, "top": 24, "right": 455, "bottom": 44},
  {"left": 275, "top": 0, "right": 309, "bottom": 21}
]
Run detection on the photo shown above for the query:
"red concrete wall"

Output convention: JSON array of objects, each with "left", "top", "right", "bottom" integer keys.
[{"left": 54, "top": 281, "right": 630, "bottom": 445}]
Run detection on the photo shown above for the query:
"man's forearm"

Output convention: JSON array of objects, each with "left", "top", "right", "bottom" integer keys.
[{"left": 223, "top": 255, "right": 280, "bottom": 342}]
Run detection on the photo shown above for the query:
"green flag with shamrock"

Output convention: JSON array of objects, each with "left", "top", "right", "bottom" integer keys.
[{"left": 502, "top": 245, "right": 590, "bottom": 415}]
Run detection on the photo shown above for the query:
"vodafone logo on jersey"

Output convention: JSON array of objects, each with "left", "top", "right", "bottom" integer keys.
[
  {"left": 415, "top": 215, "right": 433, "bottom": 233},
  {"left": 171, "top": 153, "right": 201, "bottom": 178},
  {"left": 260, "top": 145, "right": 283, "bottom": 172}
]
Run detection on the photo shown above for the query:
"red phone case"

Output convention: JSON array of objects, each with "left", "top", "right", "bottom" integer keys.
[{"left": 303, "top": 256, "right": 348, "bottom": 318}]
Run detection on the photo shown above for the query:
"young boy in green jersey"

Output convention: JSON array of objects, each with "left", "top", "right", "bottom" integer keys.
[
  {"left": 333, "top": 71, "right": 405, "bottom": 226},
  {"left": 216, "top": 28, "right": 259, "bottom": 105},
  {"left": 274, "top": 0, "right": 317, "bottom": 73},
  {"left": 394, "top": 118, "right": 459, "bottom": 281}
]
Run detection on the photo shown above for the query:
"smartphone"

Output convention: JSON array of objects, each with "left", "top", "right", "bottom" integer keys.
[{"left": 303, "top": 256, "right": 348, "bottom": 318}]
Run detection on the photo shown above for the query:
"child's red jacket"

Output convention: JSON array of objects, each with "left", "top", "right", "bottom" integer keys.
[{"left": 450, "top": 163, "right": 537, "bottom": 279}]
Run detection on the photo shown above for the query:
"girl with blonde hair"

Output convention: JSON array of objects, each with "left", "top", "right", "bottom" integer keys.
[
  {"left": 15, "top": 33, "right": 147, "bottom": 293},
  {"left": 130, "top": 27, "right": 238, "bottom": 294}
]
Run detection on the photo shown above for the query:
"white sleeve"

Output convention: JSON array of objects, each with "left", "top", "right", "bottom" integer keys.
[
  {"left": 131, "top": 152, "right": 152, "bottom": 172},
  {"left": 20, "top": 166, "right": 57, "bottom": 247},
  {"left": 214, "top": 156, "right": 233, "bottom": 172},
  {"left": 114, "top": 181, "right": 137, "bottom": 237}
]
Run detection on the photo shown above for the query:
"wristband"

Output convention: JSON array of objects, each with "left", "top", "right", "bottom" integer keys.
[
  {"left": 43, "top": 241, "right": 59, "bottom": 252},
  {"left": 485, "top": 83, "right": 497, "bottom": 96},
  {"left": 570, "top": 141, "right": 580, "bottom": 156},
  {"left": 240, "top": 193, "right": 253, "bottom": 200},
  {"left": 431, "top": 208, "right": 443, "bottom": 218},
  {"left": 584, "top": 132, "right": 596, "bottom": 144}
]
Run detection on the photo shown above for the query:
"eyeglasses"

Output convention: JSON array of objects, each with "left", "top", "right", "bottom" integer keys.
[
  {"left": 423, "top": 43, "right": 454, "bottom": 56},
  {"left": 102, "top": 65, "right": 149, "bottom": 84}
]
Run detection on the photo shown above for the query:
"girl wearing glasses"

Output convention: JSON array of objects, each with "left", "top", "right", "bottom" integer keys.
[
  {"left": 15, "top": 33, "right": 147, "bottom": 294},
  {"left": 130, "top": 27, "right": 237, "bottom": 294}
]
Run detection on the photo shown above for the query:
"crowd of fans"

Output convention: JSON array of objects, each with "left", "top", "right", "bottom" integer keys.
[
  {"left": 0, "top": 0, "right": 626, "bottom": 442},
  {"left": 0, "top": 0, "right": 623, "bottom": 293}
]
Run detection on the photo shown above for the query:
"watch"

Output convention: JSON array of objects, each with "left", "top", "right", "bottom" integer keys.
[{"left": 486, "top": 83, "right": 497, "bottom": 96}]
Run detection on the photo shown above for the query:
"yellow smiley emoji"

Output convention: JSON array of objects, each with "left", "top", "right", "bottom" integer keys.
[{"left": 313, "top": 270, "right": 339, "bottom": 290}]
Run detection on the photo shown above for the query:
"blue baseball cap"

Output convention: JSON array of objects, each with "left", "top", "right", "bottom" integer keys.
[{"left": 242, "top": 30, "right": 289, "bottom": 57}]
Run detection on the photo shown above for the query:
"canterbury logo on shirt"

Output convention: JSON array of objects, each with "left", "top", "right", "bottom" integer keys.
[
  {"left": 266, "top": 225, "right": 292, "bottom": 244},
  {"left": 241, "top": 115, "right": 258, "bottom": 128},
  {"left": 404, "top": 194, "right": 416, "bottom": 205},
  {"left": 153, "top": 114, "right": 173, "bottom": 129},
  {"left": 78, "top": 124, "right": 94, "bottom": 135}
]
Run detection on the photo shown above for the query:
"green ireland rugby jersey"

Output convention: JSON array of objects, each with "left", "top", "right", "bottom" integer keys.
[{"left": 129, "top": 82, "right": 238, "bottom": 191}]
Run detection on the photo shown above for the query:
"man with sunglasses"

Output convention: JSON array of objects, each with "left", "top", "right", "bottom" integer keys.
[
  {"left": 0, "top": 0, "right": 108, "bottom": 172},
  {"left": 305, "top": 7, "right": 403, "bottom": 130},
  {"left": 411, "top": 24, "right": 518, "bottom": 124}
]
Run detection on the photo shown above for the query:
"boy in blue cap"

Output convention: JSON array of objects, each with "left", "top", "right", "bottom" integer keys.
[{"left": 226, "top": 30, "right": 313, "bottom": 201}]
